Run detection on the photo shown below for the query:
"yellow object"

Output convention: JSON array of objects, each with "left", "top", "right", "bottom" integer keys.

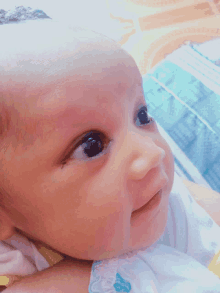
[
  {"left": 0, "top": 275, "right": 23, "bottom": 287},
  {"left": 208, "top": 250, "right": 220, "bottom": 278},
  {"left": 0, "top": 276, "right": 10, "bottom": 286},
  {"left": 33, "top": 241, "right": 64, "bottom": 267},
  {"left": 0, "top": 243, "right": 64, "bottom": 287}
]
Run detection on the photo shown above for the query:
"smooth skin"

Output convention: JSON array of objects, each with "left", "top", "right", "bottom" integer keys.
[
  {"left": 0, "top": 20, "right": 174, "bottom": 291},
  {"left": 2, "top": 20, "right": 220, "bottom": 293},
  {"left": 0, "top": 20, "right": 174, "bottom": 260}
]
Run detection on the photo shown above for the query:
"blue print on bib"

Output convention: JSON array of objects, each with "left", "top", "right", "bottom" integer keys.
[{"left": 113, "top": 273, "right": 131, "bottom": 292}]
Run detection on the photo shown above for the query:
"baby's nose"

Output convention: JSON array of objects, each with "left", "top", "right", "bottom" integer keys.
[{"left": 127, "top": 134, "right": 166, "bottom": 181}]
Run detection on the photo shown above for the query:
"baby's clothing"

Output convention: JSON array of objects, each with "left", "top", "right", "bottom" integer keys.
[
  {"left": 0, "top": 233, "right": 63, "bottom": 287},
  {"left": 89, "top": 173, "right": 220, "bottom": 292},
  {"left": 1, "top": 172, "right": 220, "bottom": 292},
  {"left": 89, "top": 245, "right": 220, "bottom": 292}
]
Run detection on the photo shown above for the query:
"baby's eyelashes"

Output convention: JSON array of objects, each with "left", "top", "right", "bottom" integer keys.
[
  {"left": 135, "top": 105, "right": 153, "bottom": 127},
  {"left": 70, "top": 131, "right": 111, "bottom": 162},
  {"left": 61, "top": 104, "right": 154, "bottom": 166}
]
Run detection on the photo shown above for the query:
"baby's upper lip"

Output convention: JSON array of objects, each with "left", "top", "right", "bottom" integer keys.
[
  {"left": 132, "top": 189, "right": 162, "bottom": 213},
  {"left": 132, "top": 177, "right": 168, "bottom": 212}
]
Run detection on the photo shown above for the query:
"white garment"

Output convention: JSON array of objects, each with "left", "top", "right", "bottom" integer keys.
[
  {"left": 0, "top": 173, "right": 220, "bottom": 292},
  {"left": 0, "top": 232, "right": 50, "bottom": 276},
  {"left": 89, "top": 173, "right": 220, "bottom": 292}
]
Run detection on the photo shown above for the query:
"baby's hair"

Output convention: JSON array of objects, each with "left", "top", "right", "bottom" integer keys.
[{"left": 0, "top": 6, "right": 51, "bottom": 25}]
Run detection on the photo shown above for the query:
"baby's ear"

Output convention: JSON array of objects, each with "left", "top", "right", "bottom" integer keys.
[{"left": 0, "top": 207, "right": 15, "bottom": 240}]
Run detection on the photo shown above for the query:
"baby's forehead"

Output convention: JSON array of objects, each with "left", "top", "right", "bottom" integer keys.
[
  {"left": 0, "top": 19, "right": 113, "bottom": 51},
  {"left": 0, "top": 20, "right": 142, "bottom": 142},
  {"left": 0, "top": 20, "right": 121, "bottom": 62},
  {"left": 0, "top": 20, "right": 135, "bottom": 90}
]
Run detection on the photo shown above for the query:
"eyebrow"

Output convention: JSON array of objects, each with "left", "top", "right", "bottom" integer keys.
[
  {"left": 0, "top": 103, "right": 11, "bottom": 139},
  {"left": 0, "top": 102, "right": 39, "bottom": 149},
  {"left": 52, "top": 80, "right": 145, "bottom": 138}
]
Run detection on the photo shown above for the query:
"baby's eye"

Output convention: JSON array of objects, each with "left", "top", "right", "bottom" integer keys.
[
  {"left": 62, "top": 105, "right": 153, "bottom": 166},
  {"left": 70, "top": 131, "right": 111, "bottom": 162},
  {"left": 135, "top": 105, "right": 152, "bottom": 127}
]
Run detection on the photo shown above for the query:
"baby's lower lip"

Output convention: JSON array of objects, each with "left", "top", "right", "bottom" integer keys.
[{"left": 132, "top": 189, "right": 162, "bottom": 216}]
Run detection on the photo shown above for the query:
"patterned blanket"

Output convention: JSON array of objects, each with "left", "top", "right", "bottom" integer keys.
[{"left": 143, "top": 41, "right": 220, "bottom": 193}]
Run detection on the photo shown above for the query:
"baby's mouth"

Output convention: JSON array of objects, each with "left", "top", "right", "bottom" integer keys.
[{"left": 132, "top": 189, "right": 163, "bottom": 216}]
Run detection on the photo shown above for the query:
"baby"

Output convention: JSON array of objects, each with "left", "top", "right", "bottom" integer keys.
[{"left": 1, "top": 19, "right": 220, "bottom": 293}]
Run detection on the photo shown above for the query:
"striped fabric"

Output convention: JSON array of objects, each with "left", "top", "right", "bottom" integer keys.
[{"left": 143, "top": 43, "right": 220, "bottom": 193}]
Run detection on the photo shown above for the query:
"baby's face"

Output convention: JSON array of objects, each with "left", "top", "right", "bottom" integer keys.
[{"left": 0, "top": 21, "right": 174, "bottom": 260}]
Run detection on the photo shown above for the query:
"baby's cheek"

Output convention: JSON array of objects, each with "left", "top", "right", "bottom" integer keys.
[
  {"left": 161, "top": 139, "right": 174, "bottom": 188},
  {"left": 84, "top": 206, "right": 131, "bottom": 260}
]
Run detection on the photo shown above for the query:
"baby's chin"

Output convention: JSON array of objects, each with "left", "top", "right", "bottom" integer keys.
[
  {"left": 85, "top": 239, "right": 160, "bottom": 261},
  {"left": 87, "top": 245, "right": 152, "bottom": 262},
  {"left": 71, "top": 222, "right": 167, "bottom": 261}
]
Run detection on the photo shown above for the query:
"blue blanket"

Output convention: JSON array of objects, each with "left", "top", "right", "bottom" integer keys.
[{"left": 142, "top": 43, "right": 220, "bottom": 193}]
